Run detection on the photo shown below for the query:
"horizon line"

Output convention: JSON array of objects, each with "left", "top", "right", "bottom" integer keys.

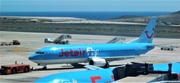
[{"left": 1, "top": 11, "right": 178, "bottom": 12}]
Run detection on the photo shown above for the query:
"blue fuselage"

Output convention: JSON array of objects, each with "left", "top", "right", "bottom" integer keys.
[
  {"left": 29, "top": 43, "right": 155, "bottom": 65},
  {"left": 34, "top": 62, "right": 180, "bottom": 83},
  {"left": 34, "top": 68, "right": 114, "bottom": 83}
]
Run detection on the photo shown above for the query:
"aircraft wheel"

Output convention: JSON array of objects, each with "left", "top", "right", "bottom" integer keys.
[
  {"left": 161, "top": 48, "right": 163, "bottom": 50},
  {"left": 103, "top": 61, "right": 109, "bottom": 68},
  {"left": 42, "top": 66, "right": 47, "bottom": 70},
  {"left": 170, "top": 48, "right": 173, "bottom": 51},
  {"left": 89, "top": 60, "right": 94, "bottom": 65}
]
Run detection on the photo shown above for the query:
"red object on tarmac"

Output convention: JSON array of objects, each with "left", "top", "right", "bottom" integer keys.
[{"left": 0, "top": 64, "right": 31, "bottom": 75}]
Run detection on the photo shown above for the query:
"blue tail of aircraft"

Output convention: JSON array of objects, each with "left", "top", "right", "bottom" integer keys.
[{"left": 128, "top": 17, "right": 156, "bottom": 43}]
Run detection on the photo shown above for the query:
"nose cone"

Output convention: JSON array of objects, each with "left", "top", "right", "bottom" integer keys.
[{"left": 28, "top": 54, "right": 37, "bottom": 60}]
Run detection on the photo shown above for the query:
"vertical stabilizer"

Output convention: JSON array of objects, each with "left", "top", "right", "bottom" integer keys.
[{"left": 128, "top": 17, "right": 156, "bottom": 43}]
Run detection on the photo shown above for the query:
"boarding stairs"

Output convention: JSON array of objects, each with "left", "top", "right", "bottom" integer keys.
[
  {"left": 53, "top": 35, "right": 72, "bottom": 44},
  {"left": 107, "top": 37, "right": 125, "bottom": 44}
]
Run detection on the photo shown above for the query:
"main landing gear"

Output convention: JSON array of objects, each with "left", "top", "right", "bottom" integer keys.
[
  {"left": 38, "top": 64, "right": 47, "bottom": 70},
  {"left": 42, "top": 66, "right": 47, "bottom": 70},
  {"left": 103, "top": 61, "right": 109, "bottom": 68}
]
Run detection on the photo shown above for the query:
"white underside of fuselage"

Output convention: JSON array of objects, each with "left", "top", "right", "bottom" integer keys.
[
  {"left": 31, "top": 58, "right": 88, "bottom": 65},
  {"left": 31, "top": 55, "right": 139, "bottom": 65}
]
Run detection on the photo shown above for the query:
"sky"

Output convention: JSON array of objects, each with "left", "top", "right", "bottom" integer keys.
[{"left": 1, "top": 0, "right": 180, "bottom": 12}]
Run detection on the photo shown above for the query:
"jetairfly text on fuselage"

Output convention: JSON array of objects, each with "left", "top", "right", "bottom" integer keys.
[
  {"left": 59, "top": 47, "right": 99, "bottom": 57},
  {"left": 59, "top": 48, "right": 86, "bottom": 57}
]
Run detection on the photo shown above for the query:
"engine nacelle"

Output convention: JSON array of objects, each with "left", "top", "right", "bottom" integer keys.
[{"left": 89, "top": 58, "right": 107, "bottom": 67}]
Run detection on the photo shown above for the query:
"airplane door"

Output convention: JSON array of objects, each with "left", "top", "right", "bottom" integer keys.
[
  {"left": 51, "top": 49, "right": 56, "bottom": 58},
  {"left": 138, "top": 45, "right": 143, "bottom": 54}
]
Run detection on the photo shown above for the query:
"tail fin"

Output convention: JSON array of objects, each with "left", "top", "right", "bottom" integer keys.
[{"left": 128, "top": 17, "right": 157, "bottom": 43}]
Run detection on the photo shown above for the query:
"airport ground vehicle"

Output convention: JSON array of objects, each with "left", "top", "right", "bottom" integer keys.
[
  {"left": 44, "top": 35, "right": 72, "bottom": 44},
  {"left": 161, "top": 46, "right": 174, "bottom": 51},
  {"left": 44, "top": 38, "right": 53, "bottom": 43},
  {"left": 160, "top": 45, "right": 179, "bottom": 51},
  {"left": 0, "top": 42, "right": 11, "bottom": 46},
  {"left": 107, "top": 37, "right": 125, "bottom": 44},
  {"left": 0, "top": 40, "right": 20, "bottom": 46},
  {"left": 12, "top": 40, "right": 20, "bottom": 45},
  {"left": 0, "top": 64, "right": 30, "bottom": 75}
]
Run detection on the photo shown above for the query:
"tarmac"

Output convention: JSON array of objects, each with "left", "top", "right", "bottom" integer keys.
[{"left": 0, "top": 31, "right": 180, "bottom": 83}]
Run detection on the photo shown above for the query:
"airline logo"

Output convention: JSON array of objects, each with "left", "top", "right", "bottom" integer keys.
[
  {"left": 145, "top": 28, "right": 154, "bottom": 39},
  {"left": 59, "top": 47, "right": 99, "bottom": 57},
  {"left": 86, "top": 47, "right": 99, "bottom": 56},
  {"left": 90, "top": 75, "right": 114, "bottom": 83},
  {"left": 59, "top": 48, "right": 86, "bottom": 57}
]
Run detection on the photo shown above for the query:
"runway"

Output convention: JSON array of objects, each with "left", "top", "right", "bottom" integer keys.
[{"left": 0, "top": 31, "right": 179, "bottom": 83}]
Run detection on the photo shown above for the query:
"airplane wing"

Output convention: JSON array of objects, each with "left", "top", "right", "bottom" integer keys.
[{"left": 84, "top": 65, "right": 103, "bottom": 70}]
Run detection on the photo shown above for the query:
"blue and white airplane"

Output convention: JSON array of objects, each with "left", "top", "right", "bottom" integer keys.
[
  {"left": 29, "top": 17, "right": 156, "bottom": 69},
  {"left": 34, "top": 62, "right": 180, "bottom": 83},
  {"left": 35, "top": 66, "right": 114, "bottom": 83}
]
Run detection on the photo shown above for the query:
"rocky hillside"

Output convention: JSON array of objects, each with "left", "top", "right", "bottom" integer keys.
[
  {"left": 157, "top": 11, "right": 180, "bottom": 25},
  {"left": 108, "top": 11, "right": 180, "bottom": 25}
]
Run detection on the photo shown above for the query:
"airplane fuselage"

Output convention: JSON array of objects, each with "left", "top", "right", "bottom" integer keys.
[
  {"left": 34, "top": 68, "right": 114, "bottom": 83},
  {"left": 29, "top": 43, "right": 155, "bottom": 65},
  {"left": 34, "top": 62, "right": 180, "bottom": 83}
]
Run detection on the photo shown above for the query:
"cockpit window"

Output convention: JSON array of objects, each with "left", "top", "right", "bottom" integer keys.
[{"left": 35, "top": 51, "right": 45, "bottom": 54}]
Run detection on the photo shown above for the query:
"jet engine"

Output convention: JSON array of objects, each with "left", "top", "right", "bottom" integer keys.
[{"left": 89, "top": 58, "right": 109, "bottom": 68}]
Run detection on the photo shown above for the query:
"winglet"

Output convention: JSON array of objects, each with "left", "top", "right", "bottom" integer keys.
[{"left": 128, "top": 17, "right": 157, "bottom": 43}]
